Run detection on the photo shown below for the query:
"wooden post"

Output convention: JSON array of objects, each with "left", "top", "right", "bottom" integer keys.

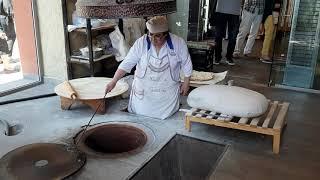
[
  {"left": 60, "top": 97, "right": 74, "bottom": 110},
  {"left": 185, "top": 117, "right": 191, "bottom": 132},
  {"left": 83, "top": 99, "right": 106, "bottom": 114},
  {"left": 273, "top": 132, "right": 281, "bottom": 154}
]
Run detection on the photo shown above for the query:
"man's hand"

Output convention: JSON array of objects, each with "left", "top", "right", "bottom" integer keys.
[
  {"left": 105, "top": 80, "right": 117, "bottom": 94},
  {"left": 105, "top": 69, "right": 127, "bottom": 94},
  {"left": 180, "top": 77, "right": 190, "bottom": 96}
]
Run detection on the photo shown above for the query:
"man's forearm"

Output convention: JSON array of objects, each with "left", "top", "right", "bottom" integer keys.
[
  {"left": 112, "top": 69, "right": 127, "bottom": 83},
  {"left": 184, "top": 76, "right": 190, "bottom": 84}
]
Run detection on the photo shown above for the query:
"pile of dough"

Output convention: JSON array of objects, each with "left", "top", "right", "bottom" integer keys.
[
  {"left": 189, "top": 70, "right": 214, "bottom": 81},
  {"left": 187, "top": 85, "right": 269, "bottom": 118}
]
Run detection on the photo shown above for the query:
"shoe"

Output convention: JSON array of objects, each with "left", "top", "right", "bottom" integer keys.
[
  {"left": 212, "top": 60, "right": 220, "bottom": 65},
  {"left": 213, "top": 57, "right": 221, "bottom": 65},
  {"left": 260, "top": 57, "right": 272, "bottom": 64},
  {"left": 233, "top": 52, "right": 240, "bottom": 59},
  {"left": 226, "top": 58, "right": 235, "bottom": 66}
]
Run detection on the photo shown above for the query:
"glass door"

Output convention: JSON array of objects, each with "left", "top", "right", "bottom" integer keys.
[{"left": 270, "top": 0, "right": 320, "bottom": 90}]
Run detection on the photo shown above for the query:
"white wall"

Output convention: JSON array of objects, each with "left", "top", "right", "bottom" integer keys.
[{"left": 36, "top": 0, "right": 68, "bottom": 81}]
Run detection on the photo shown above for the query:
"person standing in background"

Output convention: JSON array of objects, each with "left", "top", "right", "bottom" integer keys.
[
  {"left": 0, "top": 0, "right": 14, "bottom": 56},
  {"left": 210, "top": 0, "right": 241, "bottom": 65},
  {"left": 233, "top": 0, "right": 265, "bottom": 58},
  {"left": 260, "top": 0, "right": 281, "bottom": 63}
]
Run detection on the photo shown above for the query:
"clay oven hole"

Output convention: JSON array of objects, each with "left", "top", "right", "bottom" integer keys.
[{"left": 76, "top": 124, "right": 148, "bottom": 155}]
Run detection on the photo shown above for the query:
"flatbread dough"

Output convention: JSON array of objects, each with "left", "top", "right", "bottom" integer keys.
[
  {"left": 55, "top": 77, "right": 128, "bottom": 100},
  {"left": 187, "top": 70, "right": 214, "bottom": 81}
]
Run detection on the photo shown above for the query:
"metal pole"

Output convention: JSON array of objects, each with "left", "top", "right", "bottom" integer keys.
[{"left": 86, "top": 18, "right": 94, "bottom": 77}]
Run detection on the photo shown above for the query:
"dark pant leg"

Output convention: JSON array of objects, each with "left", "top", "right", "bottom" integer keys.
[
  {"left": 226, "top": 14, "right": 240, "bottom": 59},
  {"left": 214, "top": 12, "right": 227, "bottom": 61}
]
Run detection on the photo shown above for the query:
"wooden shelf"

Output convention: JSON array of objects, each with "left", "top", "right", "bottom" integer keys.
[
  {"left": 72, "top": 24, "right": 115, "bottom": 33},
  {"left": 70, "top": 54, "right": 114, "bottom": 64}
]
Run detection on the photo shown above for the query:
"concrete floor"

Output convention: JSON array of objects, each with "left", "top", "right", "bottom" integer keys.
[
  {"left": 186, "top": 83, "right": 320, "bottom": 180},
  {"left": 0, "top": 82, "right": 319, "bottom": 179},
  {"left": 210, "top": 38, "right": 288, "bottom": 86}
]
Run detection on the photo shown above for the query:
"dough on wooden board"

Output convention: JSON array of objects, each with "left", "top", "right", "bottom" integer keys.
[
  {"left": 187, "top": 85, "right": 269, "bottom": 117},
  {"left": 181, "top": 70, "right": 214, "bottom": 81}
]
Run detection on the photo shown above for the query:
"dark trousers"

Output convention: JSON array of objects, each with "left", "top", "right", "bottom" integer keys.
[{"left": 214, "top": 12, "right": 239, "bottom": 61}]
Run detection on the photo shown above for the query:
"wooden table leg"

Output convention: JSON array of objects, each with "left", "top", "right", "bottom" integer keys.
[
  {"left": 273, "top": 132, "right": 281, "bottom": 154},
  {"left": 83, "top": 99, "right": 106, "bottom": 114},
  {"left": 60, "top": 97, "right": 74, "bottom": 110},
  {"left": 185, "top": 117, "right": 191, "bottom": 132}
]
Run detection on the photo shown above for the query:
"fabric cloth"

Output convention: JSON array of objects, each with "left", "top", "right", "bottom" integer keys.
[
  {"left": 118, "top": 33, "right": 193, "bottom": 119},
  {"left": 109, "top": 26, "right": 129, "bottom": 62},
  {"left": 261, "top": 15, "right": 275, "bottom": 57},
  {"left": 187, "top": 85, "right": 269, "bottom": 118},
  {"left": 214, "top": 12, "right": 239, "bottom": 60},
  {"left": 123, "top": 18, "right": 146, "bottom": 47},
  {"left": 215, "top": 0, "right": 241, "bottom": 16},
  {"left": 234, "top": 9, "right": 263, "bottom": 55},
  {"left": 243, "top": 0, "right": 265, "bottom": 15},
  {"left": 146, "top": 16, "right": 168, "bottom": 33}
]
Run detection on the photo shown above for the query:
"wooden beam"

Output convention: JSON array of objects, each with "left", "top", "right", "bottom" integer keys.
[
  {"left": 250, "top": 117, "right": 260, "bottom": 127},
  {"left": 273, "top": 103, "right": 290, "bottom": 130},
  {"left": 238, "top": 117, "right": 249, "bottom": 125},
  {"left": 262, "top": 101, "right": 279, "bottom": 128}
]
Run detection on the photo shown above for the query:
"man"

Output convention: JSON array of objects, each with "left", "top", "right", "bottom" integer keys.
[
  {"left": 211, "top": 0, "right": 241, "bottom": 65},
  {"left": 106, "top": 16, "right": 193, "bottom": 120},
  {"left": 233, "top": 0, "right": 265, "bottom": 58},
  {"left": 260, "top": 0, "right": 281, "bottom": 63}
]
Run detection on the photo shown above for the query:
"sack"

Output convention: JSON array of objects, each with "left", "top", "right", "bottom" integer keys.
[
  {"left": 187, "top": 85, "right": 269, "bottom": 118},
  {"left": 109, "top": 26, "right": 129, "bottom": 62},
  {"left": 123, "top": 18, "right": 146, "bottom": 47}
]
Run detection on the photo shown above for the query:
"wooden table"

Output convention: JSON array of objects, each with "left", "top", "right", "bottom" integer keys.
[{"left": 55, "top": 77, "right": 128, "bottom": 114}]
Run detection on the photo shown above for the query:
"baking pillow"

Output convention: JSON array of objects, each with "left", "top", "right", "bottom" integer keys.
[{"left": 187, "top": 85, "right": 269, "bottom": 118}]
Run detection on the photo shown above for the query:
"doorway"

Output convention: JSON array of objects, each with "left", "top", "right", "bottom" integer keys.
[
  {"left": 0, "top": 0, "right": 41, "bottom": 96},
  {"left": 270, "top": 0, "right": 320, "bottom": 91},
  {"left": 169, "top": 0, "right": 295, "bottom": 87}
]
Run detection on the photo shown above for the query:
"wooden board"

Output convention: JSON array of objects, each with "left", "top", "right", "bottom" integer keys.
[
  {"left": 55, "top": 77, "right": 128, "bottom": 100},
  {"left": 181, "top": 71, "right": 228, "bottom": 87},
  {"left": 185, "top": 101, "right": 290, "bottom": 154}
]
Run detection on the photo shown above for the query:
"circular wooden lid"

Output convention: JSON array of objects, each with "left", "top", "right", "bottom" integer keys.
[{"left": 55, "top": 77, "right": 129, "bottom": 100}]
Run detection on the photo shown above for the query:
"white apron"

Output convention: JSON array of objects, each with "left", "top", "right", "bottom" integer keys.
[{"left": 128, "top": 40, "right": 180, "bottom": 119}]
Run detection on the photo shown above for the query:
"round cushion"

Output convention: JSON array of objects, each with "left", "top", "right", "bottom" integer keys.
[{"left": 187, "top": 85, "right": 269, "bottom": 118}]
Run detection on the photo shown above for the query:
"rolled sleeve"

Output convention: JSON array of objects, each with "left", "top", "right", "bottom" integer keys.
[{"left": 178, "top": 39, "right": 193, "bottom": 77}]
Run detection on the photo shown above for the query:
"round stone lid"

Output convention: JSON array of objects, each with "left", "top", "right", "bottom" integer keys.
[
  {"left": 76, "top": 0, "right": 177, "bottom": 18},
  {"left": 0, "top": 143, "right": 86, "bottom": 180}
]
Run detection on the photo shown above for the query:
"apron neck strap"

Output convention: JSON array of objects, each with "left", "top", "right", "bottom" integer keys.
[{"left": 146, "top": 34, "right": 174, "bottom": 51}]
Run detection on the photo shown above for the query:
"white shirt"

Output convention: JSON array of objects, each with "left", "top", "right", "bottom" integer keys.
[{"left": 118, "top": 33, "right": 193, "bottom": 78}]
